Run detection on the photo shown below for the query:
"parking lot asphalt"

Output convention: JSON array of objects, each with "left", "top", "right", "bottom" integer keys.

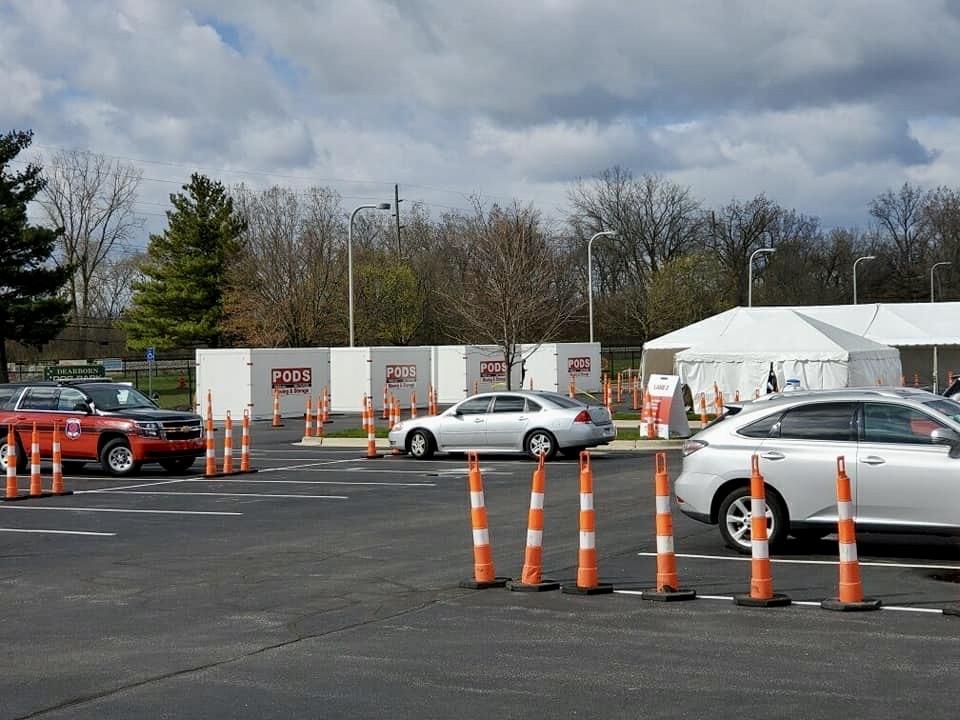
[{"left": 2, "top": 421, "right": 959, "bottom": 719}]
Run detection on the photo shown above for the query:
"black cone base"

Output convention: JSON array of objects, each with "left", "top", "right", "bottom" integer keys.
[
  {"left": 361, "top": 453, "right": 384, "bottom": 459},
  {"left": 459, "top": 576, "right": 510, "bottom": 589},
  {"left": 821, "top": 597, "right": 881, "bottom": 611},
  {"left": 561, "top": 582, "right": 614, "bottom": 595},
  {"left": 507, "top": 579, "right": 561, "bottom": 592},
  {"left": 641, "top": 587, "right": 697, "bottom": 602},
  {"left": 734, "top": 592, "right": 792, "bottom": 607},
  {"left": 1, "top": 494, "right": 31, "bottom": 502}
]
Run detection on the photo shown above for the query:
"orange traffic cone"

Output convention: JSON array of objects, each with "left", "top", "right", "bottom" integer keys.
[
  {"left": 314, "top": 393, "right": 323, "bottom": 437},
  {"left": 50, "top": 421, "right": 70, "bottom": 496},
  {"left": 562, "top": 451, "right": 613, "bottom": 595},
  {"left": 240, "top": 410, "right": 252, "bottom": 473},
  {"left": 222, "top": 411, "right": 234, "bottom": 475},
  {"left": 642, "top": 452, "right": 695, "bottom": 601},
  {"left": 410, "top": 392, "right": 417, "bottom": 419},
  {"left": 699, "top": 393, "right": 708, "bottom": 427},
  {"left": 733, "top": 455, "right": 791, "bottom": 607},
  {"left": 507, "top": 455, "right": 560, "bottom": 592},
  {"left": 822, "top": 457, "right": 881, "bottom": 611},
  {"left": 460, "top": 451, "right": 509, "bottom": 589},
  {"left": 363, "top": 397, "right": 382, "bottom": 459},
  {"left": 204, "top": 412, "right": 217, "bottom": 478},
  {"left": 29, "top": 423, "right": 45, "bottom": 497},
  {"left": 271, "top": 389, "right": 283, "bottom": 427},
  {"left": 321, "top": 387, "right": 331, "bottom": 424},
  {"left": 382, "top": 385, "right": 389, "bottom": 420},
  {"left": 3, "top": 426, "right": 25, "bottom": 501},
  {"left": 304, "top": 396, "right": 314, "bottom": 438}
]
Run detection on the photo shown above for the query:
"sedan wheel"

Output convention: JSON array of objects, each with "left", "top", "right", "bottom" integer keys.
[
  {"left": 718, "top": 486, "right": 787, "bottom": 554},
  {"left": 408, "top": 430, "right": 435, "bottom": 459},
  {"left": 525, "top": 430, "right": 557, "bottom": 461},
  {"left": 0, "top": 439, "right": 27, "bottom": 472}
]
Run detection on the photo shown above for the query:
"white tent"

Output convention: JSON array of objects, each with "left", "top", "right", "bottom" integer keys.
[
  {"left": 642, "top": 302, "right": 960, "bottom": 392},
  {"left": 673, "top": 309, "right": 902, "bottom": 401}
]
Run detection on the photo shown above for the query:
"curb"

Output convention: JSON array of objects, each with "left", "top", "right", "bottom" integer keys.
[{"left": 296, "top": 437, "right": 685, "bottom": 452}]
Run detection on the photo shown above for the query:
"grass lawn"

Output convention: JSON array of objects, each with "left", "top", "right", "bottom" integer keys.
[{"left": 321, "top": 427, "right": 391, "bottom": 439}]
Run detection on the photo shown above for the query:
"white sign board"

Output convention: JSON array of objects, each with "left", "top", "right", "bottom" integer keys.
[{"left": 646, "top": 374, "right": 690, "bottom": 439}]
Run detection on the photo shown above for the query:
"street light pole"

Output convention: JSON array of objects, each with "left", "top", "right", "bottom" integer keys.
[
  {"left": 931, "top": 261, "right": 952, "bottom": 303},
  {"left": 852, "top": 255, "right": 876, "bottom": 305},
  {"left": 587, "top": 230, "right": 616, "bottom": 344},
  {"left": 348, "top": 202, "right": 391, "bottom": 347},
  {"left": 747, "top": 247, "right": 776, "bottom": 307}
]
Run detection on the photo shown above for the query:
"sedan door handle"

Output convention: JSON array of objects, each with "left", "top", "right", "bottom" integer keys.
[
  {"left": 517, "top": 416, "right": 528, "bottom": 421},
  {"left": 860, "top": 456, "right": 886, "bottom": 466},
  {"left": 760, "top": 451, "right": 785, "bottom": 460},
  {"left": 473, "top": 418, "right": 484, "bottom": 423}
]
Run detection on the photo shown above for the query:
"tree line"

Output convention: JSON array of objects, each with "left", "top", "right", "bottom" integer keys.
[{"left": 2, "top": 128, "right": 960, "bottom": 382}]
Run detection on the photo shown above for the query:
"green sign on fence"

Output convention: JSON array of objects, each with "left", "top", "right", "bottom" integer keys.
[{"left": 43, "top": 365, "right": 106, "bottom": 381}]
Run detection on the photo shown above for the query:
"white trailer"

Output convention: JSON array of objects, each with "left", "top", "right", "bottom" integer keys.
[
  {"left": 431, "top": 345, "right": 524, "bottom": 404},
  {"left": 195, "top": 348, "right": 331, "bottom": 421},
  {"left": 330, "top": 346, "right": 432, "bottom": 413},
  {"left": 522, "top": 342, "right": 602, "bottom": 394}
]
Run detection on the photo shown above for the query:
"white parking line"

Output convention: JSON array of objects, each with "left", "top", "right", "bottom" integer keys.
[
  {"left": 637, "top": 551, "right": 960, "bottom": 571},
  {"left": 0, "top": 528, "right": 115, "bottom": 537},
  {"left": 76, "top": 477, "right": 199, "bottom": 494},
  {"left": 179, "top": 479, "right": 435, "bottom": 487},
  {"left": 97, "top": 491, "right": 348, "bottom": 500},
  {"left": 0, "top": 506, "right": 242, "bottom": 516},
  {"left": 616, "top": 590, "right": 945, "bottom": 614},
  {"left": 257, "top": 459, "right": 362, "bottom": 473}
]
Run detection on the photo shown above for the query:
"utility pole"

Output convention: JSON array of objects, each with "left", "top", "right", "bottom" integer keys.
[{"left": 394, "top": 184, "right": 404, "bottom": 254}]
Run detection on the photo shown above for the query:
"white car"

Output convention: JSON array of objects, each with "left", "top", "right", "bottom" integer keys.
[{"left": 388, "top": 391, "right": 615, "bottom": 460}]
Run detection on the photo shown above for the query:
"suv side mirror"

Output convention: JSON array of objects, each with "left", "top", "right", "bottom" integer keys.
[{"left": 931, "top": 427, "right": 960, "bottom": 456}]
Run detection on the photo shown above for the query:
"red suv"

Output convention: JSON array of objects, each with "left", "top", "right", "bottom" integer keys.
[{"left": 0, "top": 381, "right": 204, "bottom": 476}]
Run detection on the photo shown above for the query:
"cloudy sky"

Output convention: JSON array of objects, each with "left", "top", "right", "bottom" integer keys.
[{"left": 4, "top": 0, "right": 960, "bottom": 242}]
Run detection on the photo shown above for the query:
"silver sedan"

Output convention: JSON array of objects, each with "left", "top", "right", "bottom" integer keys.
[{"left": 387, "top": 390, "right": 615, "bottom": 460}]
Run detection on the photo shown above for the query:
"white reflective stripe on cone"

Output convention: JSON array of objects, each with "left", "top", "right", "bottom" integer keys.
[
  {"left": 579, "top": 531, "right": 595, "bottom": 549},
  {"left": 837, "top": 500, "right": 853, "bottom": 520},
  {"left": 526, "top": 529, "right": 543, "bottom": 547},
  {"left": 839, "top": 542, "right": 858, "bottom": 563},
  {"left": 580, "top": 493, "right": 594, "bottom": 511},
  {"left": 469, "top": 491, "right": 485, "bottom": 508},
  {"left": 751, "top": 539, "right": 769, "bottom": 558},
  {"left": 656, "top": 535, "right": 674, "bottom": 554},
  {"left": 751, "top": 498, "right": 766, "bottom": 517},
  {"left": 529, "top": 492, "right": 544, "bottom": 510},
  {"left": 655, "top": 496, "right": 671, "bottom": 514},
  {"left": 472, "top": 528, "right": 489, "bottom": 546}
]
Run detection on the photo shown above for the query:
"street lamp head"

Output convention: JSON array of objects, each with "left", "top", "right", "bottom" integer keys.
[
  {"left": 863, "top": 255, "right": 876, "bottom": 261},
  {"left": 760, "top": 247, "right": 776, "bottom": 254},
  {"left": 376, "top": 202, "right": 391, "bottom": 210}
]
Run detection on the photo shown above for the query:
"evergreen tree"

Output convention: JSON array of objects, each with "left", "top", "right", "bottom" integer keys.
[
  {"left": 122, "top": 173, "right": 245, "bottom": 350},
  {"left": 0, "top": 130, "right": 73, "bottom": 382}
]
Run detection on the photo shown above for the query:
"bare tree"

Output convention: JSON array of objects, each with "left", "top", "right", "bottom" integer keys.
[
  {"left": 439, "top": 202, "right": 579, "bottom": 388},
  {"left": 87, "top": 253, "right": 146, "bottom": 319},
  {"left": 225, "top": 185, "right": 345, "bottom": 346},
  {"left": 39, "top": 150, "right": 143, "bottom": 354},
  {"left": 868, "top": 182, "right": 934, "bottom": 301},
  {"left": 707, "top": 195, "right": 780, "bottom": 305}
]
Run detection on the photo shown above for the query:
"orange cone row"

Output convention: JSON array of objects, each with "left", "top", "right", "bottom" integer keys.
[
  {"left": 205, "top": 399, "right": 257, "bottom": 477},
  {"left": 3, "top": 423, "right": 72, "bottom": 501}
]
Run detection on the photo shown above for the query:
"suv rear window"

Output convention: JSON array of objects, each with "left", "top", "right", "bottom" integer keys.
[
  {"left": 778, "top": 402, "right": 856, "bottom": 441},
  {"left": 738, "top": 412, "right": 781, "bottom": 438}
]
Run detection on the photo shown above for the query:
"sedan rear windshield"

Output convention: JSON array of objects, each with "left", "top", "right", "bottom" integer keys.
[
  {"left": 535, "top": 393, "right": 583, "bottom": 409},
  {"left": 924, "top": 398, "right": 960, "bottom": 424}
]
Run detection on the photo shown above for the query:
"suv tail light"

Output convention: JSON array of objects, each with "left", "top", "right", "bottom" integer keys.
[
  {"left": 573, "top": 410, "right": 592, "bottom": 424},
  {"left": 682, "top": 439, "right": 708, "bottom": 456}
]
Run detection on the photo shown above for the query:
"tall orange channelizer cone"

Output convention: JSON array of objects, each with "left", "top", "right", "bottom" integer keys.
[
  {"left": 529, "top": 376, "right": 534, "bottom": 391},
  {"left": 632, "top": 376, "right": 639, "bottom": 411},
  {"left": 4, "top": 426, "right": 25, "bottom": 501},
  {"left": 645, "top": 391, "right": 656, "bottom": 440},
  {"left": 460, "top": 451, "right": 509, "bottom": 589},
  {"left": 410, "top": 392, "right": 418, "bottom": 419},
  {"left": 617, "top": 371, "right": 623, "bottom": 403},
  {"left": 699, "top": 394, "right": 708, "bottom": 427},
  {"left": 272, "top": 389, "right": 283, "bottom": 427},
  {"left": 304, "top": 396, "right": 314, "bottom": 438},
  {"left": 823, "top": 457, "right": 881, "bottom": 612},
  {"left": 314, "top": 394, "right": 323, "bottom": 437},
  {"left": 240, "top": 410, "right": 252, "bottom": 473},
  {"left": 642, "top": 452, "right": 696, "bottom": 601},
  {"left": 733, "top": 455, "right": 791, "bottom": 607},
  {"left": 507, "top": 455, "right": 560, "bottom": 592},
  {"left": 50, "top": 421, "right": 70, "bottom": 496},
  {"left": 382, "top": 385, "right": 389, "bottom": 420},
  {"left": 222, "top": 411, "right": 234, "bottom": 475},
  {"left": 321, "top": 387, "right": 331, "bottom": 424},
  {"left": 363, "top": 397, "right": 383, "bottom": 459},
  {"left": 734, "top": 390, "right": 741, "bottom": 402},
  {"left": 913, "top": 371, "right": 920, "bottom": 388},
  {"left": 206, "top": 390, "right": 213, "bottom": 424},
  {"left": 29, "top": 423, "right": 44, "bottom": 497},
  {"left": 204, "top": 412, "right": 217, "bottom": 478},
  {"left": 562, "top": 451, "right": 614, "bottom": 595}
]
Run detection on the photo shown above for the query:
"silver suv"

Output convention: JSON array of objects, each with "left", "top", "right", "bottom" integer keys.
[{"left": 675, "top": 388, "right": 960, "bottom": 552}]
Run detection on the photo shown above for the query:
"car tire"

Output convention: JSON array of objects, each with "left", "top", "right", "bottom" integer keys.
[
  {"left": 159, "top": 457, "right": 196, "bottom": 474},
  {"left": 100, "top": 438, "right": 141, "bottom": 477},
  {"left": 1, "top": 435, "right": 28, "bottom": 473},
  {"left": 525, "top": 430, "right": 557, "bottom": 461},
  {"left": 407, "top": 430, "right": 435, "bottom": 459},
  {"left": 718, "top": 485, "right": 788, "bottom": 554}
]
